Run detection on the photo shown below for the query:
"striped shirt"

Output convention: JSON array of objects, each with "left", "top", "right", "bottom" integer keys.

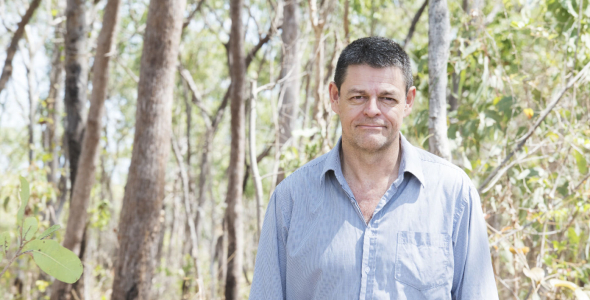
[{"left": 249, "top": 134, "right": 498, "bottom": 300}]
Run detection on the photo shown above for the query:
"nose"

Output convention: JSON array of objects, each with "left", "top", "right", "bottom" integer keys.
[{"left": 363, "top": 96, "right": 380, "bottom": 117}]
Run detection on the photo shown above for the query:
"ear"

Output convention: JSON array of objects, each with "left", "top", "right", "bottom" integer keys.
[
  {"left": 329, "top": 82, "right": 340, "bottom": 115},
  {"left": 403, "top": 86, "right": 416, "bottom": 118}
]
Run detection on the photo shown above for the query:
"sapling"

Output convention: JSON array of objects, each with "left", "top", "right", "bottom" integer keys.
[{"left": 0, "top": 176, "right": 83, "bottom": 284}]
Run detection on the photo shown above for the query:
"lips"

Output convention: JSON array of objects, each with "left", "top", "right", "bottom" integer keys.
[{"left": 357, "top": 125, "right": 385, "bottom": 128}]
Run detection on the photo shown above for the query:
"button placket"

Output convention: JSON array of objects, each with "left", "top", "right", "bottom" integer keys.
[{"left": 359, "top": 227, "right": 373, "bottom": 300}]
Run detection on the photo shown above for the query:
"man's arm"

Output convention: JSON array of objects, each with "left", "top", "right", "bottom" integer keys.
[
  {"left": 249, "top": 192, "right": 288, "bottom": 299},
  {"left": 451, "top": 184, "right": 499, "bottom": 300}
]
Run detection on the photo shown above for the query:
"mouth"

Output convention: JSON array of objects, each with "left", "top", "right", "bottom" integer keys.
[{"left": 357, "top": 125, "right": 385, "bottom": 128}]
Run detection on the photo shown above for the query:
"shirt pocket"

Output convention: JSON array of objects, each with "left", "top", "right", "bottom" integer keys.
[{"left": 394, "top": 231, "right": 452, "bottom": 291}]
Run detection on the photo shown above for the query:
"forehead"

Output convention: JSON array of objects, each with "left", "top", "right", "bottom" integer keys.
[{"left": 342, "top": 65, "right": 405, "bottom": 93}]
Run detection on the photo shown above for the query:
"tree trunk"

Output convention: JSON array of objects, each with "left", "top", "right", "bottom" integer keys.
[
  {"left": 276, "top": 0, "right": 300, "bottom": 184},
  {"left": 225, "top": 0, "right": 246, "bottom": 297},
  {"left": 25, "top": 42, "right": 38, "bottom": 166},
  {"left": 50, "top": 0, "right": 121, "bottom": 297},
  {"left": 428, "top": 0, "right": 451, "bottom": 161},
  {"left": 43, "top": 27, "right": 64, "bottom": 187},
  {"left": 64, "top": 0, "right": 89, "bottom": 190},
  {"left": 0, "top": 0, "right": 42, "bottom": 95},
  {"left": 110, "top": 0, "right": 185, "bottom": 297}
]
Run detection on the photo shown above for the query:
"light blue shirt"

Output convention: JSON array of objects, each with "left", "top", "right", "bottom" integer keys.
[{"left": 250, "top": 134, "right": 498, "bottom": 300}]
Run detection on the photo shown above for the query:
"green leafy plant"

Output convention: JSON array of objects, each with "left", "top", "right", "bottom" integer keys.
[{"left": 0, "top": 176, "right": 83, "bottom": 284}]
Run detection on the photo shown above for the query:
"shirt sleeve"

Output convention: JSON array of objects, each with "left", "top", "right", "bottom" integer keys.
[
  {"left": 451, "top": 184, "right": 499, "bottom": 300},
  {"left": 249, "top": 192, "right": 288, "bottom": 300}
]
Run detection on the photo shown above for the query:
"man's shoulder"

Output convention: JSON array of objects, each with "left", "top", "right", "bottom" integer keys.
[
  {"left": 275, "top": 151, "right": 330, "bottom": 194},
  {"left": 413, "top": 146, "right": 464, "bottom": 173},
  {"left": 408, "top": 143, "right": 475, "bottom": 196}
]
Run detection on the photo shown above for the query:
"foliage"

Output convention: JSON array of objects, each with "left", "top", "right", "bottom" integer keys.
[{"left": 0, "top": 177, "right": 83, "bottom": 285}]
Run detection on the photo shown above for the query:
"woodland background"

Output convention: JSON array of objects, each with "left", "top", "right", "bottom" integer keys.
[{"left": 0, "top": 0, "right": 590, "bottom": 298}]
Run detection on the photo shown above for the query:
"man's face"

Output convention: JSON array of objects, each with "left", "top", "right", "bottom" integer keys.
[{"left": 329, "top": 64, "right": 416, "bottom": 153}]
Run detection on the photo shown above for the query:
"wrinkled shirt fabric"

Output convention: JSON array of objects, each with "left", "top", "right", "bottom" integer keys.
[{"left": 249, "top": 134, "right": 499, "bottom": 300}]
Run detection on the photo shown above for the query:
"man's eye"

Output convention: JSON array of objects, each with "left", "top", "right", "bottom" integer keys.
[
  {"left": 382, "top": 97, "right": 396, "bottom": 102},
  {"left": 352, "top": 96, "right": 364, "bottom": 100}
]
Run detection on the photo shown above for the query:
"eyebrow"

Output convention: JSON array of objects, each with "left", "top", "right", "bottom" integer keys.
[{"left": 346, "top": 88, "right": 401, "bottom": 97}]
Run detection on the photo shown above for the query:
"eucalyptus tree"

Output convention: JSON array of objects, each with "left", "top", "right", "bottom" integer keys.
[
  {"left": 110, "top": 0, "right": 186, "bottom": 297},
  {"left": 224, "top": 0, "right": 247, "bottom": 297},
  {"left": 50, "top": 0, "right": 121, "bottom": 297},
  {"left": 63, "top": 0, "right": 89, "bottom": 192},
  {"left": 427, "top": 0, "right": 451, "bottom": 160},
  {"left": 276, "top": 0, "right": 301, "bottom": 185}
]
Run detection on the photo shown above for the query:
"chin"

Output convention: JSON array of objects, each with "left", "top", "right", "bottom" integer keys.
[{"left": 352, "top": 136, "right": 392, "bottom": 152}]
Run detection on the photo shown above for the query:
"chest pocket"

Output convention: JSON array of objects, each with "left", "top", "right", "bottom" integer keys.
[{"left": 395, "top": 231, "right": 453, "bottom": 291}]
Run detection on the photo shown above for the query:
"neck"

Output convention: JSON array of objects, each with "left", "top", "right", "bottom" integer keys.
[{"left": 340, "top": 135, "right": 402, "bottom": 187}]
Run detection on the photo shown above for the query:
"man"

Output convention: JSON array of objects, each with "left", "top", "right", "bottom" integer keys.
[{"left": 249, "top": 37, "right": 498, "bottom": 300}]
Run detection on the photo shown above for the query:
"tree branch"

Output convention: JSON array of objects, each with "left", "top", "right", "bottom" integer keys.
[
  {"left": 403, "top": 0, "right": 427, "bottom": 49},
  {"left": 0, "top": 0, "right": 43, "bottom": 95},
  {"left": 478, "top": 61, "right": 590, "bottom": 193},
  {"left": 179, "top": 66, "right": 212, "bottom": 119},
  {"left": 182, "top": 0, "right": 206, "bottom": 29}
]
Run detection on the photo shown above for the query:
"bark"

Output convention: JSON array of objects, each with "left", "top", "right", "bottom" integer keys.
[
  {"left": 64, "top": 0, "right": 89, "bottom": 190},
  {"left": 276, "top": 0, "right": 300, "bottom": 184},
  {"left": 110, "top": 0, "right": 186, "bottom": 297},
  {"left": 225, "top": 0, "right": 247, "bottom": 297},
  {"left": 0, "top": 0, "right": 42, "bottom": 95},
  {"left": 25, "top": 42, "right": 38, "bottom": 165},
  {"left": 427, "top": 0, "right": 452, "bottom": 161},
  {"left": 343, "top": 0, "right": 350, "bottom": 44},
  {"left": 43, "top": 28, "right": 65, "bottom": 187},
  {"left": 50, "top": 0, "right": 121, "bottom": 297}
]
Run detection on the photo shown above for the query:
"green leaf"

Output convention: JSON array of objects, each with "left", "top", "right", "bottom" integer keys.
[
  {"left": 23, "top": 217, "right": 38, "bottom": 241},
  {"left": 0, "top": 232, "right": 10, "bottom": 261},
  {"left": 23, "top": 240, "right": 83, "bottom": 284},
  {"left": 37, "top": 225, "right": 61, "bottom": 240},
  {"left": 574, "top": 149, "right": 588, "bottom": 174},
  {"left": 18, "top": 176, "right": 30, "bottom": 226}
]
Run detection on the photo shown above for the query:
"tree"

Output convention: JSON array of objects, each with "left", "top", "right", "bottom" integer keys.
[
  {"left": 63, "top": 0, "right": 89, "bottom": 192},
  {"left": 276, "top": 0, "right": 300, "bottom": 185},
  {"left": 309, "top": 0, "right": 336, "bottom": 153},
  {"left": 50, "top": 0, "right": 121, "bottom": 297},
  {"left": 427, "top": 0, "right": 451, "bottom": 161},
  {"left": 0, "top": 0, "right": 42, "bottom": 96},
  {"left": 110, "top": 0, "right": 186, "bottom": 297},
  {"left": 224, "top": 0, "right": 247, "bottom": 298}
]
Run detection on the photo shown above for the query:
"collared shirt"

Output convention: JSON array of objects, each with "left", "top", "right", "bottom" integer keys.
[{"left": 249, "top": 134, "right": 499, "bottom": 300}]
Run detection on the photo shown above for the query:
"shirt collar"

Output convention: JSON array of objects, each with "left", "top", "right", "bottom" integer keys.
[{"left": 319, "top": 133, "right": 426, "bottom": 187}]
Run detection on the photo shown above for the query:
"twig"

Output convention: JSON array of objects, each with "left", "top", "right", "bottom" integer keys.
[
  {"left": 478, "top": 61, "right": 590, "bottom": 193},
  {"left": 178, "top": 66, "right": 212, "bottom": 121},
  {"left": 248, "top": 81, "right": 264, "bottom": 241},
  {"left": 182, "top": 0, "right": 205, "bottom": 29},
  {"left": 403, "top": 0, "right": 427, "bottom": 49},
  {"left": 573, "top": 173, "right": 590, "bottom": 192},
  {"left": 496, "top": 275, "right": 520, "bottom": 299},
  {"left": 114, "top": 55, "right": 139, "bottom": 83}
]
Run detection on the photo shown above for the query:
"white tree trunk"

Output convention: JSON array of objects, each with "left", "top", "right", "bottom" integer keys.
[{"left": 428, "top": 0, "right": 452, "bottom": 161}]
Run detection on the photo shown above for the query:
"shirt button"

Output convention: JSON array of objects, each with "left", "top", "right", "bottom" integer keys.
[{"left": 364, "top": 267, "right": 370, "bottom": 274}]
